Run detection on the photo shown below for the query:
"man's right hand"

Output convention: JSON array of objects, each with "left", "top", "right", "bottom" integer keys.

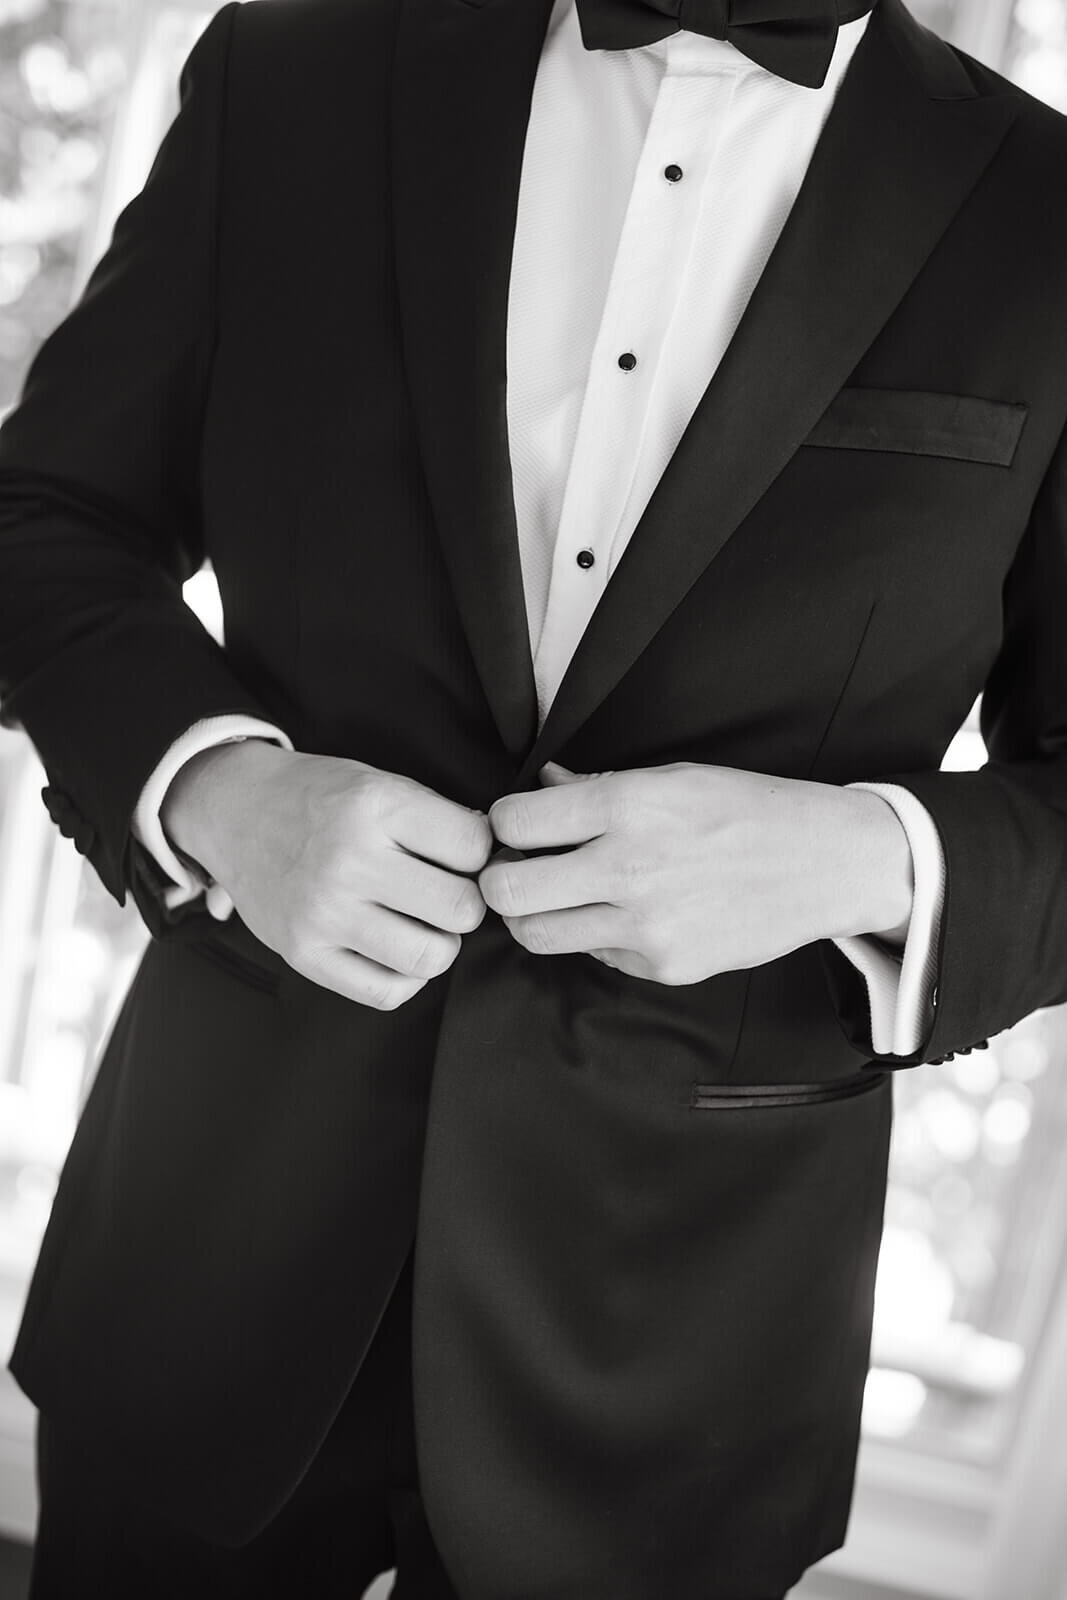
[{"left": 160, "top": 740, "right": 492, "bottom": 1010}]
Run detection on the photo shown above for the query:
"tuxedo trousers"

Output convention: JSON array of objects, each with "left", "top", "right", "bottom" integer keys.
[{"left": 28, "top": 1248, "right": 788, "bottom": 1600}]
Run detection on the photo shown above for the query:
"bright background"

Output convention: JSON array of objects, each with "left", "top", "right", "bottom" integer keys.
[{"left": 1, "top": 3, "right": 1067, "bottom": 1597}]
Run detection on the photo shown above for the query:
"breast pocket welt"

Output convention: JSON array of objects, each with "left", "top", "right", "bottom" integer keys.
[{"left": 803, "top": 387, "right": 1028, "bottom": 467}]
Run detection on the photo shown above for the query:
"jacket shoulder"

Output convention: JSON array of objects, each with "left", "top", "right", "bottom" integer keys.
[
  {"left": 903, "top": 6, "right": 1066, "bottom": 156},
  {"left": 232, "top": 0, "right": 399, "bottom": 61},
  {"left": 889, "top": 0, "right": 1067, "bottom": 147},
  {"left": 897, "top": 8, "right": 1067, "bottom": 235},
  {"left": 223, "top": 0, "right": 399, "bottom": 133},
  {"left": 954, "top": 46, "right": 1067, "bottom": 143},
  {"left": 953, "top": 41, "right": 1067, "bottom": 232}
]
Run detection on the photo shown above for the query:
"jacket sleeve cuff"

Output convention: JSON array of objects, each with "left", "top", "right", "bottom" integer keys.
[
  {"left": 832, "top": 782, "right": 946, "bottom": 1056},
  {"left": 131, "top": 715, "right": 293, "bottom": 920}
]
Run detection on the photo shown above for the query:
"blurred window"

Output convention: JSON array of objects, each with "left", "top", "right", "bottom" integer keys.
[
  {"left": 862, "top": 703, "right": 1067, "bottom": 1466},
  {"left": 0, "top": 0, "right": 214, "bottom": 1361}
]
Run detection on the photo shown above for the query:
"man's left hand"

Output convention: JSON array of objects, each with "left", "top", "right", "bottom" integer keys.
[{"left": 481, "top": 762, "right": 914, "bottom": 985}]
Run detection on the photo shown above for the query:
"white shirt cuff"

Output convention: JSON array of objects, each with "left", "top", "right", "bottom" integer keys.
[
  {"left": 132, "top": 716, "right": 293, "bottom": 921},
  {"left": 832, "top": 782, "right": 945, "bottom": 1057}
]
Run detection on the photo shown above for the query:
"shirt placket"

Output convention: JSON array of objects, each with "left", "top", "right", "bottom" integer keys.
[{"left": 532, "top": 52, "right": 736, "bottom": 722}]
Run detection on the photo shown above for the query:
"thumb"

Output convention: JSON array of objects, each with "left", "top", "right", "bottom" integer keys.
[{"left": 540, "top": 761, "right": 613, "bottom": 787}]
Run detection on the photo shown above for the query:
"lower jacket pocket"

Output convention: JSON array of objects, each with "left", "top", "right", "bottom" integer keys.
[{"left": 690, "top": 1069, "right": 887, "bottom": 1111}]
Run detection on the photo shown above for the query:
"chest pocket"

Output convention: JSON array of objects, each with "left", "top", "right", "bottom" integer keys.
[{"left": 803, "top": 386, "right": 1028, "bottom": 467}]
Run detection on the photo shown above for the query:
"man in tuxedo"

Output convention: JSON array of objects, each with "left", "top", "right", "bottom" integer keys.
[{"left": 1, "top": 0, "right": 1066, "bottom": 1594}]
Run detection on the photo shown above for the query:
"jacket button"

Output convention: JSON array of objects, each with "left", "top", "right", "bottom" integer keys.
[
  {"left": 41, "top": 785, "right": 69, "bottom": 822},
  {"left": 41, "top": 786, "right": 96, "bottom": 856}
]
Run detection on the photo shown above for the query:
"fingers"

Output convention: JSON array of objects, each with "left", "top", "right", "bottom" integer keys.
[
  {"left": 381, "top": 851, "right": 487, "bottom": 934},
  {"left": 490, "top": 776, "right": 616, "bottom": 851},
  {"left": 479, "top": 843, "right": 609, "bottom": 919},
  {"left": 589, "top": 947, "right": 646, "bottom": 977},
  {"left": 538, "top": 761, "right": 581, "bottom": 786},
  {"left": 501, "top": 904, "right": 628, "bottom": 958},
  {"left": 296, "top": 949, "right": 429, "bottom": 1012},
  {"left": 292, "top": 901, "right": 463, "bottom": 1008},
  {"left": 389, "top": 788, "right": 493, "bottom": 874},
  {"left": 538, "top": 761, "right": 614, "bottom": 786},
  {"left": 344, "top": 905, "right": 464, "bottom": 981}
]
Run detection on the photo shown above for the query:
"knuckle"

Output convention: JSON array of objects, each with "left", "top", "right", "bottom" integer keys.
[
  {"left": 604, "top": 779, "right": 637, "bottom": 831},
  {"left": 478, "top": 864, "right": 501, "bottom": 911},
  {"left": 351, "top": 772, "right": 394, "bottom": 822},
  {"left": 408, "top": 930, "right": 460, "bottom": 980},
  {"left": 641, "top": 924, "right": 677, "bottom": 978},
  {"left": 404, "top": 930, "right": 438, "bottom": 979},
  {"left": 426, "top": 931, "right": 462, "bottom": 976},
  {"left": 292, "top": 879, "right": 344, "bottom": 942},
  {"left": 461, "top": 812, "right": 494, "bottom": 869},
  {"left": 518, "top": 915, "right": 553, "bottom": 955},
  {"left": 364, "top": 976, "right": 404, "bottom": 1011},
  {"left": 491, "top": 867, "right": 522, "bottom": 915},
  {"left": 423, "top": 807, "right": 491, "bottom": 871},
  {"left": 452, "top": 882, "right": 486, "bottom": 932},
  {"left": 612, "top": 853, "right": 647, "bottom": 900},
  {"left": 328, "top": 805, "right": 375, "bottom": 864},
  {"left": 651, "top": 947, "right": 694, "bottom": 986},
  {"left": 291, "top": 944, "right": 325, "bottom": 987}
]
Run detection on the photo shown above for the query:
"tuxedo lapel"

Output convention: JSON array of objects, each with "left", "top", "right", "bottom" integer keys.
[
  {"left": 391, "top": 0, "right": 553, "bottom": 758},
  {"left": 517, "top": 0, "right": 1019, "bottom": 783}
]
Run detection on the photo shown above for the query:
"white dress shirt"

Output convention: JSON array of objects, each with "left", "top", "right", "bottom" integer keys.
[{"left": 135, "top": 0, "right": 944, "bottom": 1055}]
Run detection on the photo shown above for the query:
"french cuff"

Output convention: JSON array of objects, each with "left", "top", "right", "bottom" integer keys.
[
  {"left": 132, "top": 715, "right": 293, "bottom": 921},
  {"left": 833, "top": 782, "right": 946, "bottom": 1057}
]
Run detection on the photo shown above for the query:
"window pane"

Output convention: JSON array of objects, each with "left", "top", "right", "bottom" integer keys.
[
  {"left": 0, "top": 2, "right": 211, "bottom": 1334},
  {"left": 865, "top": 705, "right": 1067, "bottom": 1458},
  {"left": 1006, "top": 0, "right": 1067, "bottom": 109},
  {"left": 0, "top": 0, "right": 130, "bottom": 414}
]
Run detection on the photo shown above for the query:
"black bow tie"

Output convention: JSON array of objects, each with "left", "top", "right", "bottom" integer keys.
[{"left": 575, "top": 0, "right": 875, "bottom": 89}]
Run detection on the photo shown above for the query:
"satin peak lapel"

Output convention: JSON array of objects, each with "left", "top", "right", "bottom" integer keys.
[
  {"left": 391, "top": 0, "right": 554, "bottom": 758},
  {"left": 518, "top": 0, "right": 1019, "bottom": 783}
]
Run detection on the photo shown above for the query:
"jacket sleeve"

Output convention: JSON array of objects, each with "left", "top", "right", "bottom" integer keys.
[
  {"left": 824, "top": 419, "right": 1067, "bottom": 1067},
  {"left": 0, "top": 2, "right": 272, "bottom": 920}
]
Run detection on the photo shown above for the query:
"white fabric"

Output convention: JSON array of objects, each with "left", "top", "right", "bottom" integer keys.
[
  {"left": 511, "top": 0, "right": 868, "bottom": 713},
  {"left": 133, "top": 0, "right": 945, "bottom": 1054},
  {"left": 132, "top": 715, "right": 292, "bottom": 920},
  {"left": 835, "top": 783, "right": 946, "bottom": 1056}
]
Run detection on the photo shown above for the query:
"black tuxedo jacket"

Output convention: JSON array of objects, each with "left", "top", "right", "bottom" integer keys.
[{"left": 2, "top": 1, "right": 1067, "bottom": 1594}]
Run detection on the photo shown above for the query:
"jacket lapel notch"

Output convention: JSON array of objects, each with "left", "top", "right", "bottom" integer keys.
[
  {"left": 519, "top": 0, "right": 1020, "bottom": 783},
  {"left": 391, "top": 0, "right": 554, "bottom": 758}
]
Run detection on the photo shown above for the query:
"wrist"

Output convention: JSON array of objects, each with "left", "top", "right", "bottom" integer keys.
[
  {"left": 161, "top": 738, "right": 288, "bottom": 882},
  {"left": 824, "top": 785, "right": 915, "bottom": 945}
]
